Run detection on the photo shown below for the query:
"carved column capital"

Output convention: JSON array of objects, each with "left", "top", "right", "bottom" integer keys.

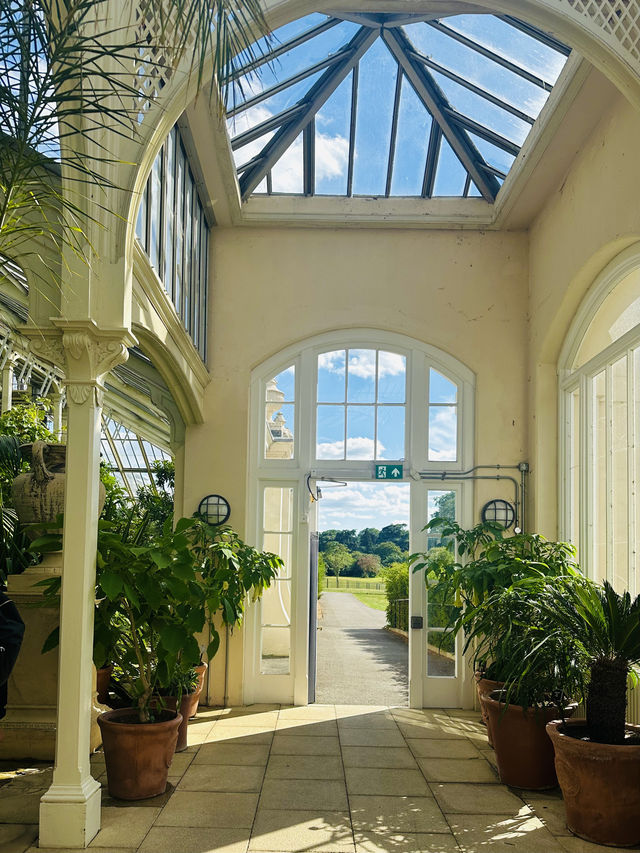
[{"left": 54, "top": 322, "right": 137, "bottom": 408}]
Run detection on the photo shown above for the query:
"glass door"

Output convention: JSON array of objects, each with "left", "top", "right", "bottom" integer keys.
[{"left": 409, "top": 482, "right": 471, "bottom": 708}]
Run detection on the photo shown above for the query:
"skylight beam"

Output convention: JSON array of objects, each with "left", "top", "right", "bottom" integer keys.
[
  {"left": 385, "top": 69, "right": 403, "bottom": 197},
  {"left": 422, "top": 123, "right": 441, "bottom": 198},
  {"left": 383, "top": 27, "right": 499, "bottom": 202},
  {"left": 228, "top": 17, "right": 343, "bottom": 82},
  {"left": 331, "top": 12, "right": 433, "bottom": 28},
  {"left": 463, "top": 173, "right": 471, "bottom": 197},
  {"left": 347, "top": 66, "right": 358, "bottom": 197},
  {"left": 444, "top": 108, "right": 520, "bottom": 155},
  {"left": 498, "top": 15, "right": 571, "bottom": 56},
  {"left": 239, "top": 26, "right": 379, "bottom": 201},
  {"left": 227, "top": 51, "right": 349, "bottom": 118},
  {"left": 407, "top": 50, "right": 535, "bottom": 125},
  {"left": 231, "top": 103, "right": 306, "bottom": 150},
  {"left": 304, "top": 119, "right": 315, "bottom": 195},
  {"left": 426, "top": 20, "right": 554, "bottom": 91}
]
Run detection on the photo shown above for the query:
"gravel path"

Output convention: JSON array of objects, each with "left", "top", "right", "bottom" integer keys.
[{"left": 315, "top": 591, "right": 408, "bottom": 706}]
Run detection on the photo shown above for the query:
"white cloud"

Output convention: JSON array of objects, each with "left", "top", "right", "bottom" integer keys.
[
  {"left": 316, "top": 436, "right": 383, "bottom": 460},
  {"left": 228, "top": 103, "right": 348, "bottom": 193},
  {"left": 428, "top": 407, "right": 457, "bottom": 461},
  {"left": 378, "top": 351, "right": 406, "bottom": 378},
  {"left": 319, "top": 351, "right": 345, "bottom": 375},
  {"left": 318, "top": 481, "right": 410, "bottom": 532},
  {"left": 348, "top": 350, "right": 376, "bottom": 379}
]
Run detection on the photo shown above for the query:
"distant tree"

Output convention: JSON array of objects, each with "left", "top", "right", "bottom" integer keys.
[
  {"left": 379, "top": 523, "right": 409, "bottom": 551},
  {"left": 374, "top": 541, "right": 404, "bottom": 566},
  {"left": 433, "top": 491, "right": 456, "bottom": 521},
  {"left": 334, "top": 529, "right": 358, "bottom": 550},
  {"left": 319, "top": 530, "right": 339, "bottom": 552},
  {"left": 323, "top": 542, "right": 353, "bottom": 586},
  {"left": 354, "top": 553, "right": 382, "bottom": 577},
  {"left": 358, "top": 527, "right": 380, "bottom": 552}
]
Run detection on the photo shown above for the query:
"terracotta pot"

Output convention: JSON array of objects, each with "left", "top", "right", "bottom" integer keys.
[
  {"left": 475, "top": 673, "right": 503, "bottom": 747},
  {"left": 547, "top": 719, "right": 640, "bottom": 847},
  {"left": 96, "top": 665, "right": 113, "bottom": 705},
  {"left": 484, "top": 691, "right": 575, "bottom": 789},
  {"left": 12, "top": 441, "right": 105, "bottom": 539},
  {"left": 193, "top": 662, "right": 208, "bottom": 716},
  {"left": 97, "top": 708, "right": 181, "bottom": 800},
  {"left": 164, "top": 692, "right": 199, "bottom": 752}
]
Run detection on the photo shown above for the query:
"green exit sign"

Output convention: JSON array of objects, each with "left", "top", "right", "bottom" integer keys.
[{"left": 374, "top": 464, "right": 404, "bottom": 480}]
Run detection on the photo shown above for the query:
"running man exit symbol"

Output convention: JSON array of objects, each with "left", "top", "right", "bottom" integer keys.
[{"left": 375, "top": 464, "right": 403, "bottom": 480}]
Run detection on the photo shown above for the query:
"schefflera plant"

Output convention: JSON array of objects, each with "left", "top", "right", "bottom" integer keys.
[{"left": 97, "top": 515, "right": 282, "bottom": 722}]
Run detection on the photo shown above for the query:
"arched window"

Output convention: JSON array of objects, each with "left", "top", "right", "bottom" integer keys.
[{"left": 560, "top": 249, "right": 640, "bottom": 594}]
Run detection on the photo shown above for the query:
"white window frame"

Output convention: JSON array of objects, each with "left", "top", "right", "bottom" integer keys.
[{"left": 559, "top": 243, "right": 640, "bottom": 595}]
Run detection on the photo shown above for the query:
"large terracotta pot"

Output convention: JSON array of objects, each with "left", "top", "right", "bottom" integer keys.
[
  {"left": 164, "top": 692, "right": 199, "bottom": 752},
  {"left": 97, "top": 708, "right": 181, "bottom": 800},
  {"left": 547, "top": 719, "right": 640, "bottom": 847},
  {"left": 484, "top": 691, "right": 575, "bottom": 789},
  {"left": 96, "top": 665, "right": 113, "bottom": 705},
  {"left": 12, "top": 441, "right": 105, "bottom": 539},
  {"left": 193, "top": 661, "right": 208, "bottom": 716},
  {"left": 475, "top": 672, "right": 503, "bottom": 747}
]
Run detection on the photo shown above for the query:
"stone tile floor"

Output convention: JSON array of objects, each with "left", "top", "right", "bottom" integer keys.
[{"left": 1, "top": 705, "right": 639, "bottom": 853}]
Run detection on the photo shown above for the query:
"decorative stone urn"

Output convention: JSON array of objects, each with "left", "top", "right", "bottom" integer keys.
[{"left": 12, "top": 441, "right": 105, "bottom": 538}]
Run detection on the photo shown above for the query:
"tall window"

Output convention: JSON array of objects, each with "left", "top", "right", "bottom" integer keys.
[
  {"left": 136, "top": 125, "right": 210, "bottom": 360},
  {"left": 561, "top": 263, "right": 640, "bottom": 594}
]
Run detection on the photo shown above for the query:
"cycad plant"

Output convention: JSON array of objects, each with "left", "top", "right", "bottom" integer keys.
[{"left": 528, "top": 577, "right": 640, "bottom": 744}]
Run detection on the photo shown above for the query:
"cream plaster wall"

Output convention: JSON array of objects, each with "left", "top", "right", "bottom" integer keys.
[
  {"left": 528, "top": 90, "right": 640, "bottom": 536},
  {"left": 184, "top": 227, "right": 529, "bottom": 702}
]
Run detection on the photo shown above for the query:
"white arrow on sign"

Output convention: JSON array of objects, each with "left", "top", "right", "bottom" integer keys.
[{"left": 391, "top": 468, "right": 401, "bottom": 478}]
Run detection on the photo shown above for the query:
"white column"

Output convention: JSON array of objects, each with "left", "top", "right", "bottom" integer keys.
[
  {"left": 51, "top": 386, "right": 65, "bottom": 440},
  {"left": 1, "top": 355, "right": 16, "bottom": 412},
  {"left": 39, "top": 327, "right": 131, "bottom": 849}
]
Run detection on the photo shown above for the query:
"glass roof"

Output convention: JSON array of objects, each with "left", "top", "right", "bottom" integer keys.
[
  {"left": 101, "top": 416, "right": 172, "bottom": 497},
  {"left": 227, "top": 12, "right": 570, "bottom": 203}
]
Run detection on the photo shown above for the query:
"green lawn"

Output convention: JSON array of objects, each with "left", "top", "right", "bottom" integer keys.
[
  {"left": 351, "top": 591, "right": 387, "bottom": 611},
  {"left": 322, "top": 585, "right": 388, "bottom": 612}
]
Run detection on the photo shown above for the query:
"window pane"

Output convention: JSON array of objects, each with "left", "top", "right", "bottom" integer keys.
[
  {"left": 378, "top": 352, "right": 406, "bottom": 403},
  {"left": 347, "top": 349, "right": 376, "bottom": 402},
  {"left": 347, "top": 405, "right": 375, "bottom": 459},
  {"left": 377, "top": 406, "right": 405, "bottom": 460},
  {"left": 429, "top": 406, "right": 457, "bottom": 461},
  {"left": 263, "top": 487, "right": 293, "bottom": 532},
  {"left": 318, "top": 351, "right": 346, "bottom": 402},
  {"left": 317, "top": 405, "right": 345, "bottom": 459},
  {"left": 264, "top": 533, "right": 293, "bottom": 573},
  {"left": 163, "top": 129, "right": 175, "bottom": 298},
  {"left": 430, "top": 368, "right": 457, "bottom": 403},
  {"left": 611, "top": 357, "right": 629, "bottom": 591},
  {"left": 265, "top": 368, "right": 295, "bottom": 460},
  {"left": 261, "top": 626, "right": 290, "bottom": 674},
  {"left": 592, "top": 370, "right": 607, "bottom": 585},
  {"left": 569, "top": 389, "right": 580, "bottom": 553},
  {"left": 427, "top": 630, "right": 456, "bottom": 677}
]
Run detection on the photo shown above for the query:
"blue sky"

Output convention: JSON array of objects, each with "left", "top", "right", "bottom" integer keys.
[
  {"left": 229, "top": 13, "right": 568, "bottom": 197},
  {"left": 316, "top": 481, "right": 455, "bottom": 532}
]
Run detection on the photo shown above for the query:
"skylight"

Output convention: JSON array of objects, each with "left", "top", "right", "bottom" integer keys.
[{"left": 227, "top": 12, "right": 570, "bottom": 203}]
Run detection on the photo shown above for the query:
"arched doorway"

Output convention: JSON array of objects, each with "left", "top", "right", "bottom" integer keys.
[{"left": 245, "top": 329, "right": 474, "bottom": 708}]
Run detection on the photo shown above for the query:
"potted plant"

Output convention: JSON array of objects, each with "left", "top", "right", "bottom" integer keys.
[
  {"left": 459, "top": 575, "right": 582, "bottom": 788},
  {"left": 412, "top": 519, "right": 579, "bottom": 744},
  {"left": 95, "top": 513, "right": 282, "bottom": 798},
  {"left": 527, "top": 577, "right": 640, "bottom": 846}
]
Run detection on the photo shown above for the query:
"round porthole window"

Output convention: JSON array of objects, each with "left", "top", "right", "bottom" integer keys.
[
  {"left": 197, "top": 494, "right": 231, "bottom": 526},
  {"left": 481, "top": 498, "right": 516, "bottom": 529}
]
